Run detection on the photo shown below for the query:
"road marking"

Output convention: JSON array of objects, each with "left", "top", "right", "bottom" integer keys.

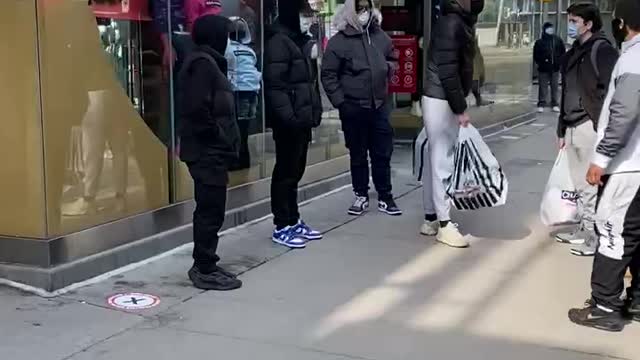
[{"left": 107, "top": 293, "right": 160, "bottom": 310}]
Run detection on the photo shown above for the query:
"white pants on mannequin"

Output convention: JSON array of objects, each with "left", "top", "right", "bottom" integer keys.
[{"left": 420, "top": 96, "right": 468, "bottom": 247}]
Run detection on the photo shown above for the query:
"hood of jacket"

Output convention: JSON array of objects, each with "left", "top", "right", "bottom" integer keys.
[
  {"left": 332, "top": 0, "right": 383, "bottom": 33},
  {"left": 229, "top": 16, "right": 252, "bottom": 45},
  {"left": 193, "top": 14, "right": 231, "bottom": 55}
]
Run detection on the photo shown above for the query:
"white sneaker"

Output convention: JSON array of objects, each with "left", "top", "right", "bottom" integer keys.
[
  {"left": 552, "top": 106, "right": 561, "bottom": 113},
  {"left": 436, "top": 223, "right": 469, "bottom": 248},
  {"left": 420, "top": 220, "right": 439, "bottom": 236},
  {"left": 62, "top": 198, "right": 96, "bottom": 216},
  {"left": 537, "top": 107, "right": 545, "bottom": 113}
]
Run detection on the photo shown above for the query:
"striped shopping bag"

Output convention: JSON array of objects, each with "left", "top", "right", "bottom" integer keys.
[{"left": 445, "top": 125, "right": 508, "bottom": 210}]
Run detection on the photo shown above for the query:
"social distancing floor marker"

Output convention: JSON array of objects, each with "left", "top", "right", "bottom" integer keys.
[{"left": 107, "top": 293, "right": 160, "bottom": 310}]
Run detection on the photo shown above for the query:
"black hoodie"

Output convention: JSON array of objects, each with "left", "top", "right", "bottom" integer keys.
[
  {"left": 558, "top": 32, "right": 619, "bottom": 137},
  {"left": 263, "top": 2, "right": 322, "bottom": 129},
  {"left": 178, "top": 15, "right": 241, "bottom": 183},
  {"left": 533, "top": 22, "right": 566, "bottom": 73},
  {"left": 424, "top": 0, "right": 483, "bottom": 115}
]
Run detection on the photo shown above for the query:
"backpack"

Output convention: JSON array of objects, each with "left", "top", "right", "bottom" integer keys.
[{"left": 589, "top": 39, "right": 606, "bottom": 83}]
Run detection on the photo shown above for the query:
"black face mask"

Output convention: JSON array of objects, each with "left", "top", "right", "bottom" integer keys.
[
  {"left": 470, "top": 0, "right": 485, "bottom": 16},
  {"left": 612, "top": 18, "right": 628, "bottom": 48}
]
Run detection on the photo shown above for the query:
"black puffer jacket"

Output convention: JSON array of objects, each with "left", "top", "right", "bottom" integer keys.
[
  {"left": 178, "top": 16, "right": 240, "bottom": 169},
  {"left": 321, "top": 2, "right": 395, "bottom": 109},
  {"left": 424, "top": 0, "right": 479, "bottom": 115},
  {"left": 264, "top": 24, "right": 322, "bottom": 129}
]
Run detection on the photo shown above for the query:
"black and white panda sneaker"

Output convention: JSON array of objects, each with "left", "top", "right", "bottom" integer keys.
[{"left": 378, "top": 198, "right": 402, "bottom": 216}]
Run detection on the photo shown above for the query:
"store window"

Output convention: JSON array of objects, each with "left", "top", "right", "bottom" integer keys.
[{"left": 36, "top": 0, "right": 170, "bottom": 235}]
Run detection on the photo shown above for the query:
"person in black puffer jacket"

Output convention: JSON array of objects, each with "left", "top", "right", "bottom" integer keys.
[
  {"left": 533, "top": 22, "right": 566, "bottom": 111},
  {"left": 420, "top": 0, "right": 484, "bottom": 248},
  {"left": 321, "top": 0, "right": 401, "bottom": 217},
  {"left": 264, "top": 0, "right": 323, "bottom": 249},
  {"left": 178, "top": 15, "right": 242, "bottom": 291}
]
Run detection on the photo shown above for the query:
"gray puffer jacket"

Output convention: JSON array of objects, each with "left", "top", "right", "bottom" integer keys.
[{"left": 321, "top": 0, "right": 395, "bottom": 110}]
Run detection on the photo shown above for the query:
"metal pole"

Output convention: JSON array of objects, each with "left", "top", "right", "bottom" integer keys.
[{"left": 496, "top": 0, "right": 505, "bottom": 46}]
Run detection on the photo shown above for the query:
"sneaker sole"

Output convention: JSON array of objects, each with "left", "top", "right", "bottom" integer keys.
[
  {"left": 420, "top": 229, "right": 438, "bottom": 236},
  {"left": 378, "top": 208, "right": 403, "bottom": 216},
  {"left": 301, "top": 234, "right": 323, "bottom": 241},
  {"left": 568, "top": 316, "right": 626, "bottom": 332},
  {"left": 435, "top": 238, "right": 470, "bottom": 248},
  {"left": 188, "top": 272, "right": 243, "bottom": 291},
  {"left": 570, "top": 249, "right": 596, "bottom": 257},
  {"left": 272, "top": 237, "right": 307, "bottom": 249},
  {"left": 555, "top": 237, "right": 586, "bottom": 245}
]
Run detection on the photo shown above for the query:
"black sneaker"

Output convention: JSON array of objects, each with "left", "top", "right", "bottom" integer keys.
[
  {"left": 188, "top": 266, "right": 243, "bottom": 291},
  {"left": 348, "top": 196, "right": 369, "bottom": 216},
  {"left": 568, "top": 302, "right": 626, "bottom": 332},
  {"left": 378, "top": 198, "right": 402, "bottom": 216}
]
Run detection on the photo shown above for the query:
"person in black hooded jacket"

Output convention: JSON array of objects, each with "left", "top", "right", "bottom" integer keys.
[
  {"left": 419, "top": 0, "right": 484, "bottom": 249},
  {"left": 178, "top": 14, "right": 242, "bottom": 291},
  {"left": 533, "top": 22, "right": 566, "bottom": 112},
  {"left": 264, "top": 0, "right": 324, "bottom": 249}
]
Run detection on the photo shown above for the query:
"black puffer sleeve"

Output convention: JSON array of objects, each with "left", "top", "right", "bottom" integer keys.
[{"left": 432, "top": 17, "right": 468, "bottom": 115}]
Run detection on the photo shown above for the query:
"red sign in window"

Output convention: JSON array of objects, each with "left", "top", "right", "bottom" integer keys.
[
  {"left": 389, "top": 35, "right": 418, "bottom": 94},
  {"left": 91, "top": 0, "right": 151, "bottom": 21}
]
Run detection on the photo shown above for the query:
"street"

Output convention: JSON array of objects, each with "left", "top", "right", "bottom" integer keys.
[{"left": 1, "top": 112, "right": 639, "bottom": 360}]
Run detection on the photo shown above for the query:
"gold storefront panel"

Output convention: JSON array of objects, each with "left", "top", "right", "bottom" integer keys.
[
  {"left": 37, "top": 0, "right": 170, "bottom": 236},
  {"left": 0, "top": 0, "right": 47, "bottom": 238}
]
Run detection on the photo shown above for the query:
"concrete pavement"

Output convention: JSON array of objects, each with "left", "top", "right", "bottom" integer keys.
[{"left": 1, "top": 112, "right": 639, "bottom": 360}]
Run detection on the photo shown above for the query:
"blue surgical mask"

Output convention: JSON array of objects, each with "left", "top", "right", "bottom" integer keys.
[
  {"left": 568, "top": 22, "right": 579, "bottom": 39},
  {"left": 545, "top": 28, "right": 555, "bottom": 35}
]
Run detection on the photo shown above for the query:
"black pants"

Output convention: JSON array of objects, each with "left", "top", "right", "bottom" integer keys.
[
  {"left": 230, "top": 91, "right": 259, "bottom": 170},
  {"left": 472, "top": 80, "right": 483, "bottom": 106},
  {"left": 591, "top": 173, "right": 640, "bottom": 311},
  {"left": 340, "top": 103, "right": 394, "bottom": 199},
  {"left": 538, "top": 71, "right": 560, "bottom": 107},
  {"left": 271, "top": 126, "right": 311, "bottom": 229},
  {"left": 189, "top": 163, "right": 227, "bottom": 273}
]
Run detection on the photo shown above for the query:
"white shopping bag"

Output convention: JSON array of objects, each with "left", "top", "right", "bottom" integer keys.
[
  {"left": 540, "top": 149, "right": 579, "bottom": 226},
  {"left": 413, "top": 127, "right": 428, "bottom": 181},
  {"left": 445, "top": 125, "right": 508, "bottom": 210}
]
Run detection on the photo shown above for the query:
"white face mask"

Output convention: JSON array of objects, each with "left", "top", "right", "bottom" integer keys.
[
  {"left": 545, "top": 27, "right": 555, "bottom": 35},
  {"left": 358, "top": 11, "right": 371, "bottom": 26},
  {"left": 300, "top": 16, "right": 313, "bottom": 34}
]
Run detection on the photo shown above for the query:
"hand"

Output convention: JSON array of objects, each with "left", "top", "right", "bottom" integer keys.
[
  {"left": 457, "top": 113, "right": 471, "bottom": 127},
  {"left": 586, "top": 164, "right": 605, "bottom": 186},
  {"left": 557, "top": 138, "right": 566, "bottom": 149}
]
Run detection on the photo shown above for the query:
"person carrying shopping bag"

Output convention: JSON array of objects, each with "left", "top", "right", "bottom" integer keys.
[{"left": 419, "top": 0, "right": 485, "bottom": 248}]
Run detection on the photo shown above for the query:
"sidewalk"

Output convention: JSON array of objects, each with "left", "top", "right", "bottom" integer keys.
[{"left": 2, "top": 113, "right": 639, "bottom": 360}]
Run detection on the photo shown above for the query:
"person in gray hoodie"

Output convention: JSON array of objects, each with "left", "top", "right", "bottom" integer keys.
[{"left": 321, "top": 0, "right": 401, "bottom": 217}]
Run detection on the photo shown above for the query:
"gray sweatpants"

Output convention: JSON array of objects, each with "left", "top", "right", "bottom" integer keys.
[
  {"left": 565, "top": 121, "right": 598, "bottom": 233},
  {"left": 421, "top": 96, "right": 459, "bottom": 221}
]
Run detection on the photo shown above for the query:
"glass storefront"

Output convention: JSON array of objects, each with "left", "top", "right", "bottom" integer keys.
[{"left": 0, "top": 0, "right": 348, "bottom": 240}]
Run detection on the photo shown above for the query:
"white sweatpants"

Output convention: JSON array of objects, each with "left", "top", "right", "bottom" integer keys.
[
  {"left": 565, "top": 121, "right": 598, "bottom": 232},
  {"left": 421, "top": 96, "right": 460, "bottom": 221},
  {"left": 81, "top": 90, "right": 128, "bottom": 198}
]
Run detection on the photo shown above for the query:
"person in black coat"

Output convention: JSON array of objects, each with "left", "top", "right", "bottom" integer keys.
[
  {"left": 178, "top": 15, "right": 242, "bottom": 291},
  {"left": 533, "top": 22, "right": 566, "bottom": 112},
  {"left": 321, "top": 0, "right": 401, "bottom": 217},
  {"left": 419, "top": 0, "right": 484, "bottom": 248},
  {"left": 264, "top": 1, "right": 323, "bottom": 249}
]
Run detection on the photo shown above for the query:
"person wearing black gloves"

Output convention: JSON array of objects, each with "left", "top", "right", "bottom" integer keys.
[
  {"left": 321, "top": 0, "right": 401, "bottom": 217},
  {"left": 534, "top": 22, "right": 566, "bottom": 113},
  {"left": 555, "top": 2, "right": 619, "bottom": 257},
  {"left": 264, "top": 1, "right": 324, "bottom": 249},
  {"left": 178, "top": 15, "right": 242, "bottom": 291},
  {"left": 419, "top": 0, "right": 484, "bottom": 248}
]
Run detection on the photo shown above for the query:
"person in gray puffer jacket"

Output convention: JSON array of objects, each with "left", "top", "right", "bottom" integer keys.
[{"left": 321, "top": 0, "right": 401, "bottom": 217}]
